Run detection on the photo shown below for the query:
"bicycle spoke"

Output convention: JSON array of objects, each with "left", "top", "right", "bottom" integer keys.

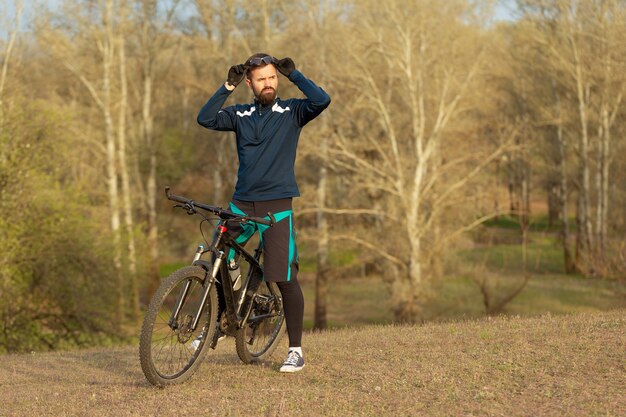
[
  {"left": 149, "top": 278, "right": 209, "bottom": 378},
  {"left": 140, "top": 266, "right": 217, "bottom": 386}
]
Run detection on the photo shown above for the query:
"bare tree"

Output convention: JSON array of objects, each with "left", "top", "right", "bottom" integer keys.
[
  {"left": 192, "top": 0, "right": 249, "bottom": 207},
  {"left": 297, "top": 0, "right": 336, "bottom": 330},
  {"left": 133, "top": 0, "right": 182, "bottom": 293},
  {"left": 38, "top": 0, "right": 131, "bottom": 324},
  {"left": 520, "top": 0, "right": 626, "bottom": 275},
  {"left": 592, "top": 0, "right": 624, "bottom": 262},
  {"left": 326, "top": 0, "right": 511, "bottom": 321}
]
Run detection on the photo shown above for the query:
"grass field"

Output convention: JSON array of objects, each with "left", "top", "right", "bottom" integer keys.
[
  {"left": 1, "top": 310, "right": 623, "bottom": 416},
  {"left": 3, "top": 219, "right": 624, "bottom": 416}
]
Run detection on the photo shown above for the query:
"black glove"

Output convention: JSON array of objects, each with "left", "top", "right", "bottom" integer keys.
[
  {"left": 275, "top": 57, "right": 296, "bottom": 77},
  {"left": 227, "top": 64, "right": 247, "bottom": 87}
]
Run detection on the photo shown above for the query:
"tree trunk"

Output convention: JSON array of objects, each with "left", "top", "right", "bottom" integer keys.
[
  {"left": 212, "top": 136, "right": 226, "bottom": 204},
  {"left": 521, "top": 157, "right": 530, "bottom": 229},
  {"left": 117, "top": 21, "right": 139, "bottom": 319},
  {"left": 103, "top": 0, "right": 123, "bottom": 326},
  {"left": 506, "top": 154, "right": 518, "bottom": 214},
  {"left": 555, "top": 89, "right": 575, "bottom": 273},
  {"left": 142, "top": 58, "right": 160, "bottom": 294},
  {"left": 314, "top": 164, "right": 329, "bottom": 330},
  {"left": 574, "top": 121, "right": 592, "bottom": 274},
  {"left": 394, "top": 242, "right": 422, "bottom": 323},
  {"left": 600, "top": 108, "right": 610, "bottom": 254},
  {"left": 310, "top": 0, "right": 331, "bottom": 331},
  {"left": 594, "top": 121, "right": 604, "bottom": 268},
  {"left": 572, "top": 45, "right": 592, "bottom": 274},
  {"left": 547, "top": 183, "right": 559, "bottom": 228}
]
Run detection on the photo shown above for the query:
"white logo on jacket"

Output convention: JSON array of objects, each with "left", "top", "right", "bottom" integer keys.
[
  {"left": 236, "top": 107, "right": 256, "bottom": 117},
  {"left": 271, "top": 103, "right": 291, "bottom": 113},
  {"left": 234, "top": 103, "right": 290, "bottom": 117}
]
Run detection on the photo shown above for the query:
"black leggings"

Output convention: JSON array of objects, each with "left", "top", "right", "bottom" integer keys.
[{"left": 276, "top": 279, "right": 304, "bottom": 347}]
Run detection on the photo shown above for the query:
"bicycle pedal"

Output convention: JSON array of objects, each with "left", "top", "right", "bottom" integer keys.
[{"left": 254, "top": 294, "right": 271, "bottom": 304}]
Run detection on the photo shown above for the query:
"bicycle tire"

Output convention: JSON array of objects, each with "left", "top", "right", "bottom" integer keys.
[
  {"left": 235, "top": 281, "right": 286, "bottom": 364},
  {"left": 139, "top": 266, "right": 217, "bottom": 387}
]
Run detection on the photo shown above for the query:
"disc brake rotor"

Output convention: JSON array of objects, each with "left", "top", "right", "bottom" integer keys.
[{"left": 176, "top": 315, "right": 195, "bottom": 343}]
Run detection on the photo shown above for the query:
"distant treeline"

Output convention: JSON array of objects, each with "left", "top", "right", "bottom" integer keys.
[{"left": 0, "top": 0, "right": 624, "bottom": 352}]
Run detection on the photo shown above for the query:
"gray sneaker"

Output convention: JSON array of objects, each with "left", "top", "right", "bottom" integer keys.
[
  {"left": 190, "top": 334, "right": 203, "bottom": 351},
  {"left": 190, "top": 327, "right": 225, "bottom": 352},
  {"left": 279, "top": 351, "right": 305, "bottom": 373}
]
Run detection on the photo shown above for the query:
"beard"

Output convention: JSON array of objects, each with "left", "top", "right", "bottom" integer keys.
[{"left": 255, "top": 86, "right": 277, "bottom": 106}]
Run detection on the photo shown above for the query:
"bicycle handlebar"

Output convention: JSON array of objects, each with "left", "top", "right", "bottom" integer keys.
[{"left": 165, "top": 186, "right": 275, "bottom": 226}]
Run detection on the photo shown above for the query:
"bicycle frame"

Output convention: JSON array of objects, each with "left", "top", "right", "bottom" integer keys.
[
  {"left": 163, "top": 186, "right": 280, "bottom": 336},
  {"left": 212, "top": 226, "right": 266, "bottom": 331},
  {"left": 168, "top": 219, "right": 278, "bottom": 336}
]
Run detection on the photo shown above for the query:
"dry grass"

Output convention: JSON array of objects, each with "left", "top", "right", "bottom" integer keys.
[{"left": 1, "top": 310, "right": 624, "bottom": 417}]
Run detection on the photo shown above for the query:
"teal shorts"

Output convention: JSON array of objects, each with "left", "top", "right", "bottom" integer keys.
[{"left": 226, "top": 198, "right": 298, "bottom": 282}]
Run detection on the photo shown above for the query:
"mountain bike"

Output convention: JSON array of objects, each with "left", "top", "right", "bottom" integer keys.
[{"left": 139, "top": 187, "right": 286, "bottom": 387}]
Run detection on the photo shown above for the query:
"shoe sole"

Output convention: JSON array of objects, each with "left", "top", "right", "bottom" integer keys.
[{"left": 279, "top": 364, "right": 305, "bottom": 373}]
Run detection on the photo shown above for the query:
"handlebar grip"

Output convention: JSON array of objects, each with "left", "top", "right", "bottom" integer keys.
[
  {"left": 244, "top": 213, "right": 275, "bottom": 227},
  {"left": 247, "top": 217, "right": 271, "bottom": 226},
  {"left": 165, "top": 186, "right": 191, "bottom": 204}
]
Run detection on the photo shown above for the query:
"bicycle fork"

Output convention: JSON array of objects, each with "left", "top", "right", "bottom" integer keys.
[{"left": 168, "top": 244, "right": 217, "bottom": 332}]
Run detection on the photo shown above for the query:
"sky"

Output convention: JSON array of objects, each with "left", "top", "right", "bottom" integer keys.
[
  {"left": 1, "top": 0, "right": 519, "bottom": 38},
  {"left": 1, "top": 0, "right": 33, "bottom": 33},
  {"left": 494, "top": 0, "right": 518, "bottom": 22}
]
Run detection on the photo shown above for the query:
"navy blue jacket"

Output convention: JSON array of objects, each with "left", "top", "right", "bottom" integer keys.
[{"left": 197, "top": 70, "right": 331, "bottom": 201}]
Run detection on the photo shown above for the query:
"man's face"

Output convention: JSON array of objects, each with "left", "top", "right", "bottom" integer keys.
[{"left": 246, "top": 64, "right": 278, "bottom": 106}]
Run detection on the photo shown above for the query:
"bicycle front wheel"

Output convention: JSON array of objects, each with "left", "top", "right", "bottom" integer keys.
[
  {"left": 139, "top": 266, "right": 217, "bottom": 386},
  {"left": 235, "top": 281, "right": 286, "bottom": 364}
]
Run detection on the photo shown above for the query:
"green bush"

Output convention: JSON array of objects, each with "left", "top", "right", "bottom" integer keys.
[{"left": 0, "top": 101, "right": 123, "bottom": 353}]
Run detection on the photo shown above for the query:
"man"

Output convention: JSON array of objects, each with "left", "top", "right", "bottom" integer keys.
[{"left": 197, "top": 53, "right": 331, "bottom": 372}]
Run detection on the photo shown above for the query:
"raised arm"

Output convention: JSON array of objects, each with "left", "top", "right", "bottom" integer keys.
[
  {"left": 275, "top": 57, "right": 331, "bottom": 127},
  {"left": 197, "top": 64, "right": 247, "bottom": 131}
]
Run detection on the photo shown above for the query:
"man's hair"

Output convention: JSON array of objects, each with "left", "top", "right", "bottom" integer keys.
[{"left": 245, "top": 52, "right": 274, "bottom": 79}]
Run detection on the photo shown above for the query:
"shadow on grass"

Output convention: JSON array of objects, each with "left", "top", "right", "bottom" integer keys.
[{"left": 32, "top": 342, "right": 257, "bottom": 389}]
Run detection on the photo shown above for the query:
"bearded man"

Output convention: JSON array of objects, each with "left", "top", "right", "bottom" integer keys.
[{"left": 197, "top": 53, "right": 331, "bottom": 372}]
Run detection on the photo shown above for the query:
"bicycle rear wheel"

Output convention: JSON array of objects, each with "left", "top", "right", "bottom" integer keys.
[
  {"left": 235, "top": 281, "right": 286, "bottom": 364},
  {"left": 139, "top": 266, "right": 217, "bottom": 386}
]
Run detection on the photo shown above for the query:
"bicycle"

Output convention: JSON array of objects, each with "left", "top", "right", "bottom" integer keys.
[{"left": 139, "top": 187, "right": 286, "bottom": 387}]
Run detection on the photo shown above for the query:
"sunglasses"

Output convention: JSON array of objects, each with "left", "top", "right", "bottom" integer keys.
[{"left": 247, "top": 55, "right": 277, "bottom": 67}]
